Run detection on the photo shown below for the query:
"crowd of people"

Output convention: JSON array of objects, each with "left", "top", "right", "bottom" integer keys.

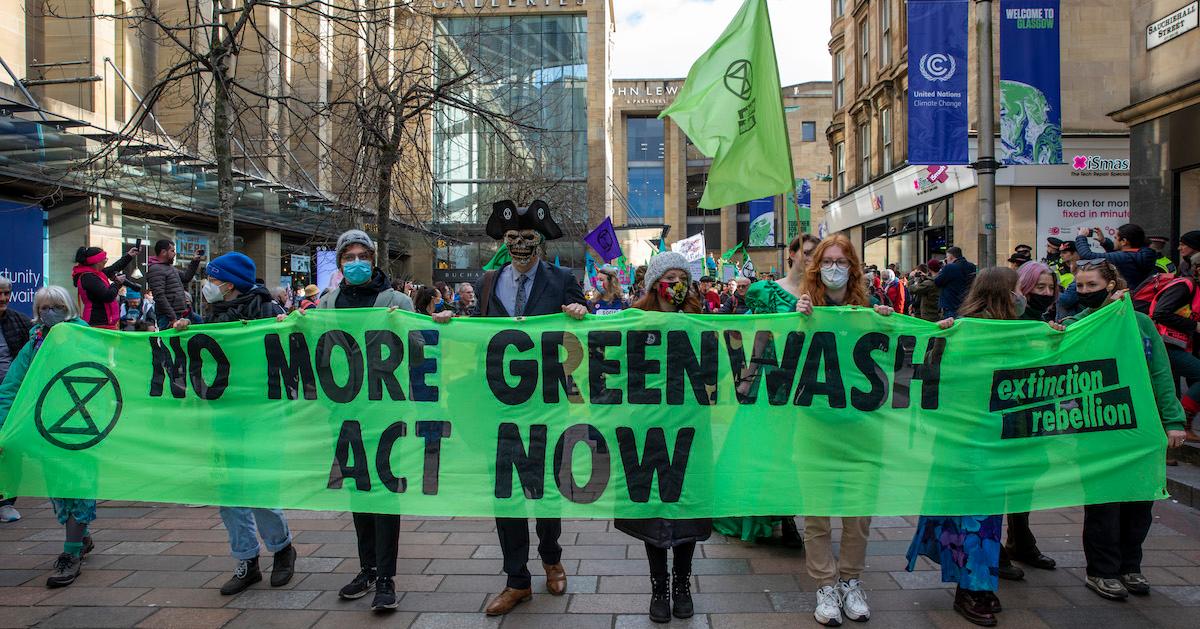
[{"left": 0, "top": 206, "right": 1196, "bottom": 627}]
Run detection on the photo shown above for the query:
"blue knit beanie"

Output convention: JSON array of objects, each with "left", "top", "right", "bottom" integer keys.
[{"left": 207, "top": 252, "right": 257, "bottom": 293}]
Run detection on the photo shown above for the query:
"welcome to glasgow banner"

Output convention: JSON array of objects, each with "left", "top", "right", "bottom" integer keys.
[
  {"left": 908, "top": 0, "right": 971, "bottom": 166},
  {"left": 0, "top": 301, "right": 1168, "bottom": 518},
  {"left": 1000, "top": 0, "right": 1063, "bottom": 165}
]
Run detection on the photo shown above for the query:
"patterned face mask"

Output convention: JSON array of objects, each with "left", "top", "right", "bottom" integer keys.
[{"left": 657, "top": 279, "right": 689, "bottom": 307}]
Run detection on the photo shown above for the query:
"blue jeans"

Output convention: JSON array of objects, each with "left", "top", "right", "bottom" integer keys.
[{"left": 219, "top": 506, "right": 292, "bottom": 560}]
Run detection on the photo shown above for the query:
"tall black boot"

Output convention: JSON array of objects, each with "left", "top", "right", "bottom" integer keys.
[
  {"left": 672, "top": 570, "right": 694, "bottom": 619},
  {"left": 649, "top": 574, "right": 671, "bottom": 623},
  {"left": 780, "top": 517, "right": 804, "bottom": 549}
]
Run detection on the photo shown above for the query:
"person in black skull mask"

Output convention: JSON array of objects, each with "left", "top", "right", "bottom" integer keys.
[{"left": 432, "top": 199, "right": 586, "bottom": 616}]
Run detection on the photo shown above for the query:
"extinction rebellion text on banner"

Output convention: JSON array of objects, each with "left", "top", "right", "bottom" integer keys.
[{"left": 0, "top": 302, "right": 1169, "bottom": 518}]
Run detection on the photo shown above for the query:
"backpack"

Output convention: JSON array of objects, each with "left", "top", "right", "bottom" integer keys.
[
  {"left": 1146, "top": 276, "right": 1200, "bottom": 352},
  {"left": 1131, "top": 272, "right": 1179, "bottom": 314}
]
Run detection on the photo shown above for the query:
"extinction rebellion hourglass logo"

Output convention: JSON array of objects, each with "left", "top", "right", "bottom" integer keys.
[
  {"left": 724, "top": 59, "right": 757, "bottom": 135},
  {"left": 34, "top": 362, "right": 123, "bottom": 450}
]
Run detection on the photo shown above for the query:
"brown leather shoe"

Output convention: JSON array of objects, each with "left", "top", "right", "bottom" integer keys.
[
  {"left": 485, "top": 587, "right": 532, "bottom": 616},
  {"left": 543, "top": 562, "right": 567, "bottom": 596}
]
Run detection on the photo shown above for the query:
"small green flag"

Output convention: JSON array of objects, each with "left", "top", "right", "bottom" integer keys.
[
  {"left": 661, "top": 0, "right": 793, "bottom": 210},
  {"left": 721, "top": 242, "right": 746, "bottom": 261},
  {"left": 483, "top": 245, "right": 511, "bottom": 271}
]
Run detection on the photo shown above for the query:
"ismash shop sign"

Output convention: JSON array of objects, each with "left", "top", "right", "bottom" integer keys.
[{"left": 1147, "top": 1, "right": 1198, "bottom": 49}]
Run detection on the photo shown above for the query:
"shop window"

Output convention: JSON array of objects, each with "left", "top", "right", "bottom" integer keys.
[{"left": 860, "top": 195, "right": 955, "bottom": 271}]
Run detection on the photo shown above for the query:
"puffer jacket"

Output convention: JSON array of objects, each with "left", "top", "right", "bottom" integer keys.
[
  {"left": 145, "top": 256, "right": 202, "bottom": 322},
  {"left": 207, "top": 285, "right": 286, "bottom": 323}
]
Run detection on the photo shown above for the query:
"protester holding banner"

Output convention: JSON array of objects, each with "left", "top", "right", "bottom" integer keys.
[
  {"left": 433, "top": 200, "right": 586, "bottom": 616},
  {"left": 311, "top": 230, "right": 413, "bottom": 610},
  {"left": 177, "top": 252, "right": 299, "bottom": 595},
  {"left": 1016, "top": 261, "right": 1061, "bottom": 324},
  {"left": 71, "top": 245, "right": 139, "bottom": 330},
  {"left": 1061, "top": 261, "right": 1187, "bottom": 600},
  {"left": 907, "top": 267, "right": 1035, "bottom": 627},
  {"left": 795, "top": 234, "right": 888, "bottom": 627},
  {"left": 0, "top": 287, "right": 94, "bottom": 587},
  {"left": 613, "top": 250, "right": 711, "bottom": 624}
]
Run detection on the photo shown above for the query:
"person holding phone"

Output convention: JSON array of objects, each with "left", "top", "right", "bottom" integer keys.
[{"left": 146, "top": 240, "right": 204, "bottom": 330}]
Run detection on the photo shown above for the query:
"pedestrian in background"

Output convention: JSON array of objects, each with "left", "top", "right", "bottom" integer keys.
[
  {"left": 146, "top": 239, "right": 204, "bottom": 331},
  {"left": 934, "top": 246, "right": 976, "bottom": 318},
  {"left": 0, "top": 287, "right": 93, "bottom": 587},
  {"left": 71, "top": 245, "right": 139, "bottom": 329},
  {"left": 0, "top": 277, "right": 31, "bottom": 523}
]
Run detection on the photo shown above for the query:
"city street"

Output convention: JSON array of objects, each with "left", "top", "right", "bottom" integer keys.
[{"left": 2, "top": 500, "right": 1199, "bottom": 628}]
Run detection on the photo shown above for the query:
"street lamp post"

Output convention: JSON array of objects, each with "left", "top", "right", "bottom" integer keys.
[{"left": 974, "top": 0, "right": 1000, "bottom": 267}]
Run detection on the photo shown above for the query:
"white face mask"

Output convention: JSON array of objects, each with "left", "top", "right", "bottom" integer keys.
[
  {"left": 201, "top": 281, "right": 227, "bottom": 304},
  {"left": 821, "top": 266, "right": 850, "bottom": 289}
]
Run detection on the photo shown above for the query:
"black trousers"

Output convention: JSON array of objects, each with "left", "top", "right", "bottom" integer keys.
[
  {"left": 352, "top": 512, "right": 401, "bottom": 577},
  {"left": 1082, "top": 501, "right": 1153, "bottom": 579},
  {"left": 496, "top": 517, "right": 562, "bottom": 589},
  {"left": 1005, "top": 512, "right": 1040, "bottom": 555},
  {"left": 645, "top": 541, "right": 696, "bottom": 577}
]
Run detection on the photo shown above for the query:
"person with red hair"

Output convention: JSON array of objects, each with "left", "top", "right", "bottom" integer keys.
[{"left": 794, "top": 234, "right": 893, "bottom": 627}]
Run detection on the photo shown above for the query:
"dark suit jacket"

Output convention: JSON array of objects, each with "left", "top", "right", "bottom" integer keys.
[{"left": 474, "top": 260, "right": 586, "bottom": 317}]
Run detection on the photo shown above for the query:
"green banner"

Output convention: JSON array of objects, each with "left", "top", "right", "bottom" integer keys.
[{"left": 0, "top": 301, "right": 1168, "bottom": 518}]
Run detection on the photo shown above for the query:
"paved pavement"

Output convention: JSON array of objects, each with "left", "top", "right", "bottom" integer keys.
[{"left": 2, "top": 500, "right": 1199, "bottom": 628}]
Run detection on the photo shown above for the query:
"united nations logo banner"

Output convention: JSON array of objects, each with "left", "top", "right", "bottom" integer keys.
[
  {"left": 907, "top": 0, "right": 971, "bottom": 166},
  {"left": 0, "top": 301, "right": 1169, "bottom": 518}
]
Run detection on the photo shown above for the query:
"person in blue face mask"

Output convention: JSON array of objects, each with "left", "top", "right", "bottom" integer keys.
[
  {"left": 317, "top": 230, "right": 413, "bottom": 613},
  {"left": 318, "top": 230, "right": 414, "bottom": 312}
]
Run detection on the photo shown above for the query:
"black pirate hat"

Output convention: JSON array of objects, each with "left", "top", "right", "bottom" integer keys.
[{"left": 485, "top": 199, "right": 564, "bottom": 241}]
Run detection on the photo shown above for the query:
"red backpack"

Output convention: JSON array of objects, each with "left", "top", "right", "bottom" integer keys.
[{"left": 1146, "top": 276, "right": 1200, "bottom": 352}]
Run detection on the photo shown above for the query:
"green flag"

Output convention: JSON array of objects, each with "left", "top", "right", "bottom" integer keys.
[
  {"left": 482, "top": 245, "right": 510, "bottom": 271},
  {"left": 721, "top": 242, "right": 746, "bottom": 261},
  {"left": 661, "top": 0, "right": 793, "bottom": 209}
]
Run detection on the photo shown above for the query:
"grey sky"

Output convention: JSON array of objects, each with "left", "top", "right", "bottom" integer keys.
[{"left": 612, "top": 0, "right": 834, "bottom": 85}]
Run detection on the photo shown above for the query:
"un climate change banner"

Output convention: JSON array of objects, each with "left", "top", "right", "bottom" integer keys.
[
  {"left": 0, "top": 301, "right": 1168, "bottom": 518},
  {"left": 907, "top": 0, "right": 970, "bottom": 165},
  {"left": 1000, "top": 0, "right": 1063, "bottom": 165}
]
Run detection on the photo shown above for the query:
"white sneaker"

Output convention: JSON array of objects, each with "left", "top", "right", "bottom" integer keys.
[
  {"left": 838, "top": 578, "right": 871, "bottom": 622},
  {"left": 0, "top": 505, "right": 19, "bottom": 523},
  {"left": 814, "top": 584, "right": 844, "bottom": 626}
]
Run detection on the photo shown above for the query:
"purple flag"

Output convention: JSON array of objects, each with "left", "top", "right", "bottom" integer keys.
[{"left": 584, "top": 217, "right": 623, "bottom": 263}]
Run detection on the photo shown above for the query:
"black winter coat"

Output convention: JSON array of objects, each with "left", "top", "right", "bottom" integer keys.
[{"left": 208, "top": 286, "right": 285, "bottom": 323}]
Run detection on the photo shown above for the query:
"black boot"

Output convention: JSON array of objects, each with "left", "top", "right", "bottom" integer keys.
[
  {"left": 672, "top": 571, "right": 694, "bottom": 619},
  {"left": 780, "top": 517, "right": 804, "bottom": 549},
  {"left": 953, "top": 587, "right": 998, "bottom": 627},
  {"left": 270, "top": 545, "right": 296, "bottom": 587},
  {"left": 220, "top": 558, "right": 262, "bottom": 595},
  {"left": 649, "top": 574, "right": 671, "bottom": 623}
]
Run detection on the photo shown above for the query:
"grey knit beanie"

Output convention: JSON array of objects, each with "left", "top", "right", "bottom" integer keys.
[
  {"left": 337, "top": 229, "right": 375, "bottom": 256},
  {"left": 644, "top": 251, "right": 691, "bottom": 288}
]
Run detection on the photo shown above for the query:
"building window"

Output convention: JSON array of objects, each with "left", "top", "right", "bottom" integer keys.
[
  {"left": 835, "top": 141, "right": 846, "bottom": 195},
  {"left": 433, "top": 15, "right": 589, "bottom": 225},
  {"left": 802, "top": 121, "right": 817, "bottom": 142},
  {"left": 834, "top": 0, "right": 845, "bottom": 18},
  {"left": 881, "top": 108, "right": 893, "bottom": 172},
  {"left": 861, "top": 197, "right": 955, "bottom": 271},
  {"left": 859, "top": 19, "right": 870, "bottom": 89},
  {"left": 881, "top": 0, "right": 892, "bottom": 67},
  {"left": 834, "top": 50, "right": 845, "bottom": 109},
  {"left": 859, "top": 121, "right": 872, "bottom": 181},
  {"left": 626, "top": 117, "right": 665, "bottom": 223}
]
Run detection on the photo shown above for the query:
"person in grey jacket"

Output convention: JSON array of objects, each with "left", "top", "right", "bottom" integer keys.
[
  {"left": 146, "top": 239, "right": 204, "bottom": 330},
  {"left": 320, "top": 229, "right": 412, "bottom": 613}
]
